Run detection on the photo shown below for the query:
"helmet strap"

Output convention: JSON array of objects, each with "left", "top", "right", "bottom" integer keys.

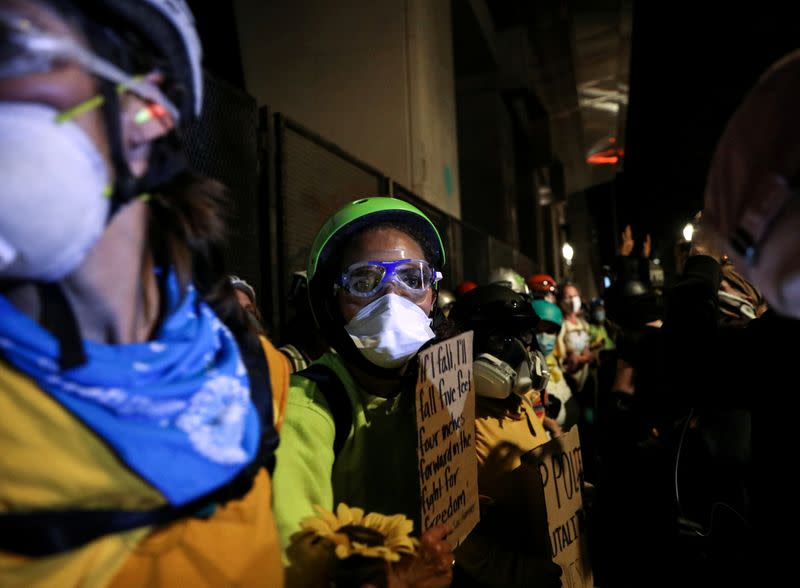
[
  {"left": 87, "top": 20, "right": 188, "bottom": 219},
  {"left": 98, "top": 76, "right": 189, "bottom": 217}
]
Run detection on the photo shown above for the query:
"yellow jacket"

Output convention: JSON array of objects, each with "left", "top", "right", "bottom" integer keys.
[{"left": 0, "top": 336, "right": 289, "bottom": 588}]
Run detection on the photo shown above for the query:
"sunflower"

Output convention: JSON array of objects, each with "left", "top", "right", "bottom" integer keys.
[{"left": 300, "top": 503, "right": 419, "bottom": 562}]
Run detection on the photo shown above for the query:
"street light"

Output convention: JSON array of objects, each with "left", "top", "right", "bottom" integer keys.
[
  {"left": 562, "top": 242, "right": 574, "bottom": 265},
  {"left": 682, "top": 223, "right": 695, "bottom": 242}
]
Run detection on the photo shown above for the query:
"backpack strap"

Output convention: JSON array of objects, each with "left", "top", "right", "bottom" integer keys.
[
  {"left": 37, "top": 282, "right": 87, "bottom": 370},
  {"left": 279, "top": 343, "right": 311, "bottom": 373},
  {"left": 261, "top": 336, "right": 291, "bottom": 433},
  {"left": 296, "top": 363, "right": 353, "bottom": 457}
]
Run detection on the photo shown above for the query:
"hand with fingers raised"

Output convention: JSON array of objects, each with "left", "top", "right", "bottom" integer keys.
[{"left": 619, "top": 225, "right": 635, "bottom": 257}]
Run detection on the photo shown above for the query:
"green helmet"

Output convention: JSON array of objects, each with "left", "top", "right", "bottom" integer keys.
[
  {"left": 307, "top": 197, "right": 446, "bottom": 376},
  {"left": 532, "top": 299, "right": 563, "bottom": 327},
  {"left": 307, "top": 197, "right": 445, "bottom": 281}
]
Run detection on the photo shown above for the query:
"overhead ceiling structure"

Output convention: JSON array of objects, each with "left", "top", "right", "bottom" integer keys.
[
  {"left": 486, "top": 0, "right": 632, "bottom": 195},
  {"left": 572, "top": 1, "right": 631, "bottom": 178}
]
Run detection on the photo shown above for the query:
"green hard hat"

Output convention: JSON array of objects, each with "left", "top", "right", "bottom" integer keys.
[
  {"left": 307, "top": 197, "right": 446, "bottom": 280},
  {"left": 306, "top": 197, "right": 446, "bottom": 377},
  {"left": 532, "top": 299, "right": 563, "bottom": 327}
]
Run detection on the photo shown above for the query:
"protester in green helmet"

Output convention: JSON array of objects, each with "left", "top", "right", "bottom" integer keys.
[{"left": 273, "top": 197, "right": 454, "bottom": 587}]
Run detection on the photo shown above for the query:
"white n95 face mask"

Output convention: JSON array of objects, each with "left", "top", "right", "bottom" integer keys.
[
  {"left": 344, "top": 293, "right": 435, "bottom": 369},
  {"left": 0, "top": 102, "right": 111, "bottom": 281}
]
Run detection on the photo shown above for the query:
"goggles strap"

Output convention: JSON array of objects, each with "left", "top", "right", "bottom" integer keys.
[
  {"left": 99, "top": 76, "right": 138, "bottom": 213},
  {"left": 80, "top": 20, "right": 188, "bottom": 217}
]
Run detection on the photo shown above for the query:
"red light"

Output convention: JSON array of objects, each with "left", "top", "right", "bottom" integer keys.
[
  {"left": 587, "top": 135, "right": 623, "bottom": 165},
  {"left": 149, "top": 103, "right": 168, "bottom": 118},
  {"left": 587, "top": 154, "right": 619, "bottom": 165}
]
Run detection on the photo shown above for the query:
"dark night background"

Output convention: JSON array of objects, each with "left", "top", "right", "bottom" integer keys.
[{"left": 616, "top": 3, "right": 800, "bottom": 276}]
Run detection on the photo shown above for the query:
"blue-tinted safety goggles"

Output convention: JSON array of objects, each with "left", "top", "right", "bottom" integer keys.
[{"left": 337, "top": 259, "right": 442, "bottom": 299}]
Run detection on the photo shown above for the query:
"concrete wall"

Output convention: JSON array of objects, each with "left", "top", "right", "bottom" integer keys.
[
  {"left": 456, "top": 89, "right": 516, "bottom": 242},
  {"left": 405, "top": 0, "right": 461, "bottom": 217},
  {"left": 234, "top": 0, "right": 460, "bottom": 217}
]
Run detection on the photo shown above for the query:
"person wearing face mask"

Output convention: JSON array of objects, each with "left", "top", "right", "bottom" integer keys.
[
  {"left": 0, "top": 1, "right": 289, "bottom": 586},
  {"left": 555, "top": 283, "right": 601, "bottom": 484},
  {"left": 532, "top": 299, "right": 579, "bottom": 432},
  {"left": 272, "top": 197, "right": 454, "bottom": 587},
  {"left": 587, "top": 298, "right": 617, "bottom": 353},
  {"left": 555, "top": 283, "right": 594, "bottom": 395},
  {"left": 447, "top": 285, "right": 562, "bottom": 588}
]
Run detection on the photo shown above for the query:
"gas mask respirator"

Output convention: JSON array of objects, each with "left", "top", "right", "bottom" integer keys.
[{"left": 474, "top": 337, "right": 550, "bottom": 400}]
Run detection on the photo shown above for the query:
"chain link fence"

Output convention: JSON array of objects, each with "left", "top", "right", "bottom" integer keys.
[{"left": 184, "top": 94, "right": 540, "bottom": 336}]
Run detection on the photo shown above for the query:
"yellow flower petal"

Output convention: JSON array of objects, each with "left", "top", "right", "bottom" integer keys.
[
  {"left": 361, "top": 512, "right": 385, "bottom": 531},
  {"left": 335, "top": 503, "right": 355, "bottom": 526},
  {"left": 338, "top": 503, "right": 365, "bottom": 526},
  {"left": 313, "top": 505, "right": 341, "bottom": 530},
  {"left": 327, "top": 532, "right": 351, "bottom": 547},
  {"left": 394, "top": 518, "right": 414, "bottom": 536},
  {"left": 334, "top": 543, "right": 353, "bottom": 559},
  {"left": 382, "top": 514, "right": 410, "bottom": 537},
  {"left": 301, "top": 516, "right": 335, "bottom": 537},
  {"left": 364, "top": 546, "right": 402, "bottom": 562},
  {"left": 386, "top": 536, "right": 416, "bottom": 551},
  {"left": 311, "top": 504, "right": 419, "bottom": 563}
]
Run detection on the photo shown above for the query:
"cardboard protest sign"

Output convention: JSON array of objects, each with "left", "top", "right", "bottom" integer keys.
[
  {"left": 415, "top": 331, "right": 479, "bottom": 547},
  {"left": 519, "top": 427, "right": 593, "bottom": 588}
]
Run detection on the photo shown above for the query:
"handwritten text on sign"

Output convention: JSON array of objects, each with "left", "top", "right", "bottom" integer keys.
[
  {"left": 415, "top": 332, "right": 479, "bottom": 546},
  {"left": 522, "top": 428, "right": 593, "bottom": 588}
]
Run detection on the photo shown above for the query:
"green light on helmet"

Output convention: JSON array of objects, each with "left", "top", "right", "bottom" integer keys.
[{"left": 306, "top": 197, "right": 446, "bottom": 281}]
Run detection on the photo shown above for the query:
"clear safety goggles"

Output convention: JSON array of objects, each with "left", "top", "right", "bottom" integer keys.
[
  {"left": 0, "top": 11, "right": 179, "bottom": 122},
  {"left": 337, "top": 259, "right": 442, "bottom": 299}
]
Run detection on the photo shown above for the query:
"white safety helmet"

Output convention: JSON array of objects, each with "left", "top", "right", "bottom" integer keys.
[
  {"left": 488, "top": 267, "right": 530, "bottom": 295},
  {"left": 86, "top": 0, "right": 203, "bottom": 121}
]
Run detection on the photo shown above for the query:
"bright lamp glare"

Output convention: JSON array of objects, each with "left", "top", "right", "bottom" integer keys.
[{"left": 562, "top": 242, "right": 574, "bottom": 263}]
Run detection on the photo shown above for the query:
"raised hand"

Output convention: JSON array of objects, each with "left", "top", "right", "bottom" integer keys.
[{"left": 619, "top": 225, "right": 635, "bottom": 257}]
